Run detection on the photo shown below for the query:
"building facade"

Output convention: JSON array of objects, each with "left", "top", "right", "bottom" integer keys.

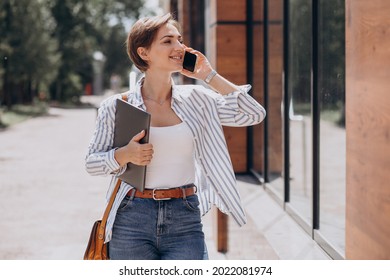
[{"left": 160, "top": 0, "right": 390, "bottom": 259}]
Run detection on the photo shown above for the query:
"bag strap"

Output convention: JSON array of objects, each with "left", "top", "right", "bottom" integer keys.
[{"left": 97, "top": 93, "right": 129, "bottom": 241}]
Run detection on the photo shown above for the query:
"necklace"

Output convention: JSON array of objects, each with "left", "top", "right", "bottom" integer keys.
[{"left": 143, "top": 94, "right": 171, "bottom": 106}]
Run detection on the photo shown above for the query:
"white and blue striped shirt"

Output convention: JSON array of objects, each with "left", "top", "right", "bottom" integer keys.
[{"left": 85, "top": 79, "right": 266, "bottom": 242}]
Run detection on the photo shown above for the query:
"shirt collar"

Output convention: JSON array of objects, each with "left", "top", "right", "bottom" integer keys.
[
  {"left": 130, "top": 77, "right": 144, "bottom": 108},
  {"left": 132, "top": 76, "right": 184, "bottom": 108}
]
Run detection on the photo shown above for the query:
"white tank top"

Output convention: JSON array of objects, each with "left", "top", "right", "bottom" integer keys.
[{"left": 144, "top": 122, "right": 195, "bottom": 189}]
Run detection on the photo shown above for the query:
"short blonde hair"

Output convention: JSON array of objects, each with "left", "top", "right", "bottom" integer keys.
[{"left": 126, "top": 13, "right": 181, "bottom": 72}]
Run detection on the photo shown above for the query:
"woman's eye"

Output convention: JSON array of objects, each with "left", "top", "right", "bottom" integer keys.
[{"left": 163, "top": 39, "right": 183, "bottom": 44}]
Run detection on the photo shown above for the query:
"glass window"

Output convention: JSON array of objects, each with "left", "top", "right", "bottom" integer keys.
[
  {"left": 318, "top": 0, "right": 346, "bottom": 256},
  {"left": 288, "top": 0, "right": 313, "bottom": 225},
  {"left": 252, "top": 22, "right": 265, "bottom": 179}
]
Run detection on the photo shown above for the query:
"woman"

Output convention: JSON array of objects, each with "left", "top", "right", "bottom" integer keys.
[{"left": 85, "top": 13, "right": 266, "bottom": 260}]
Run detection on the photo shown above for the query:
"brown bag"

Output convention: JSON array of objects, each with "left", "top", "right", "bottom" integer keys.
[
  {"left": 83, "top": 220, "right": 108, "bottom": 260},
  {"left": 83, "top": 179, "right": 122, "bottom": 260},
  {"left": 84, "top": 94, "right": 128, "bottom": 260}
]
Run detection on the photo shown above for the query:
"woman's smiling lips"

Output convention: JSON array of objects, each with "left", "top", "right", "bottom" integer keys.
[{"left": 169, "top": 55, "right": 183, "bottom": 62}]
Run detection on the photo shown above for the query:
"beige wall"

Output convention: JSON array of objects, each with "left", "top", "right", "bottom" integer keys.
[{"left": 346, "top": 0, "right": 390, "bottom": 259}]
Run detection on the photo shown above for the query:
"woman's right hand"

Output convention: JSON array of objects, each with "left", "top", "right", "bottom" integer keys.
[{"left": 114, "top": 130, "right": 153, "bottom": 166}]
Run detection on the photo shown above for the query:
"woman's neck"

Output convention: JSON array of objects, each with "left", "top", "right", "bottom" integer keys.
[{"left": 142, "top": 71, "right": 172, "bottom": 101}]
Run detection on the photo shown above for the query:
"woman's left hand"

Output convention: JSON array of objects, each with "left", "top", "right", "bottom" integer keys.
[{"left": 181, "top": 46, "right": 214, "bottom": 81}]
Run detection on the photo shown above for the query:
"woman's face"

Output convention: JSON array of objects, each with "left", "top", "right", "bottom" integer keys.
[{"left": 142, "top": 23, "right": 185, "bottom": 73}]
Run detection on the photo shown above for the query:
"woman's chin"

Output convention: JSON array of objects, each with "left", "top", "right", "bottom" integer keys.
[{"left": 170, "top": 66, "right": 184, "bottom": 73}]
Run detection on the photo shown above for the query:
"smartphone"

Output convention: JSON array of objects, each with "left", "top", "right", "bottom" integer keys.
[{"left": 183, "top": 51, "right": 197, "bottom": 72}]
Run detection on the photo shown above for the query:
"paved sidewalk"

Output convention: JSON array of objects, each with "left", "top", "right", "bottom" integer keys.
[
  {"left": 0, "top": 105, "right": 329, "bottom": 260},
  {"left": 0, "top": 107, "right": 108, "bottom": 259}
]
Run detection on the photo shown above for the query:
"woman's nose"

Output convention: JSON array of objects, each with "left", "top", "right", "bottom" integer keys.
[{"left": 174, "top": 41, "right": 185, "bottom": 51}]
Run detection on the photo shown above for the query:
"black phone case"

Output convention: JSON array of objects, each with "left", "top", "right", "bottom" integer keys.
[{"left": 183, "top": 52, "right": 197, "bottom": 72}]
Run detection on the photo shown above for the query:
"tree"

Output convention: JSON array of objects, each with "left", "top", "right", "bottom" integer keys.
[
  {"left": 48, "top": 0, "right": 145, "bottom": 102},
  {"left": 0, "top": 0, "right": 59, "bottom": 108},
  {"left": 102, "top": 23, "right": 129, "bottom": 89},
  {"left": 1, "top": 0, "right": 146, "bottom": 106}
]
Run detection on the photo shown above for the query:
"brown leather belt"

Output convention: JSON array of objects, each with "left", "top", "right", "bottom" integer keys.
[{"left": 127, "top": 184, "right": 197, "bottom": 200}]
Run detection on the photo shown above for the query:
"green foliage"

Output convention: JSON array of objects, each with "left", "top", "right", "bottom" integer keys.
[
  {"left": 102, "top": 24, "right": 129, "bottom": 89},
  {"left": 0, "top": 0, "right": 146, "bottom": 106},
  {"left": 48, "top": 0, "right": 145, "bottom": 102},
  {"left": 0, "top": 0, "right": 60, "bottom": 107}
]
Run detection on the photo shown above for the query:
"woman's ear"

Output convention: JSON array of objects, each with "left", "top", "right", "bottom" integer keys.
[{"left": 137, "top": 47, "right": 149, "bottom": 61}]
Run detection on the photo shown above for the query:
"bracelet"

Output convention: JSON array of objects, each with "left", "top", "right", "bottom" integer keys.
[{"left": 204, "top": 70, "right": 217, "bottom": 84}]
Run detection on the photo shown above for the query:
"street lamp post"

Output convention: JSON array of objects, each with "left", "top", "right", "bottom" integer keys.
[{"left": 92, "top": 51, "right": 106, "bottom": 95}]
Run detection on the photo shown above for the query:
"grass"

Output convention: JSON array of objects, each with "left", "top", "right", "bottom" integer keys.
[{"left": 0, "top": 101, "right": 49, "bottom": 128}]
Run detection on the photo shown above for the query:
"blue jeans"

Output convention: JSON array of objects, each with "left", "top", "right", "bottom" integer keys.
[{"left": 108, "top": 193, "right": 207, "bottom": 260}]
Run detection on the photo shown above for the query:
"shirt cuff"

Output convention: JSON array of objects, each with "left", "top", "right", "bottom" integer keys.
[
  {"left": 106, "top": 148, "right": 122, "bottom": 173},
  {"left": 223, "top": 85, "right": 252, "bottom": 109},
  {"left": 236, "top": 84, "right": 252, "bottom": 95}
]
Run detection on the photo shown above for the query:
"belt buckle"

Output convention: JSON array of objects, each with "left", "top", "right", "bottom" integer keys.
[{"left": 152, "top": 188, "right": 172, "bottom": 201}]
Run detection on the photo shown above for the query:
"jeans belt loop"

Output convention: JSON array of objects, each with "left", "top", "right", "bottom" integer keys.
[{"left": 181, "top": 187, "right": 187, "bottom": 200}]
